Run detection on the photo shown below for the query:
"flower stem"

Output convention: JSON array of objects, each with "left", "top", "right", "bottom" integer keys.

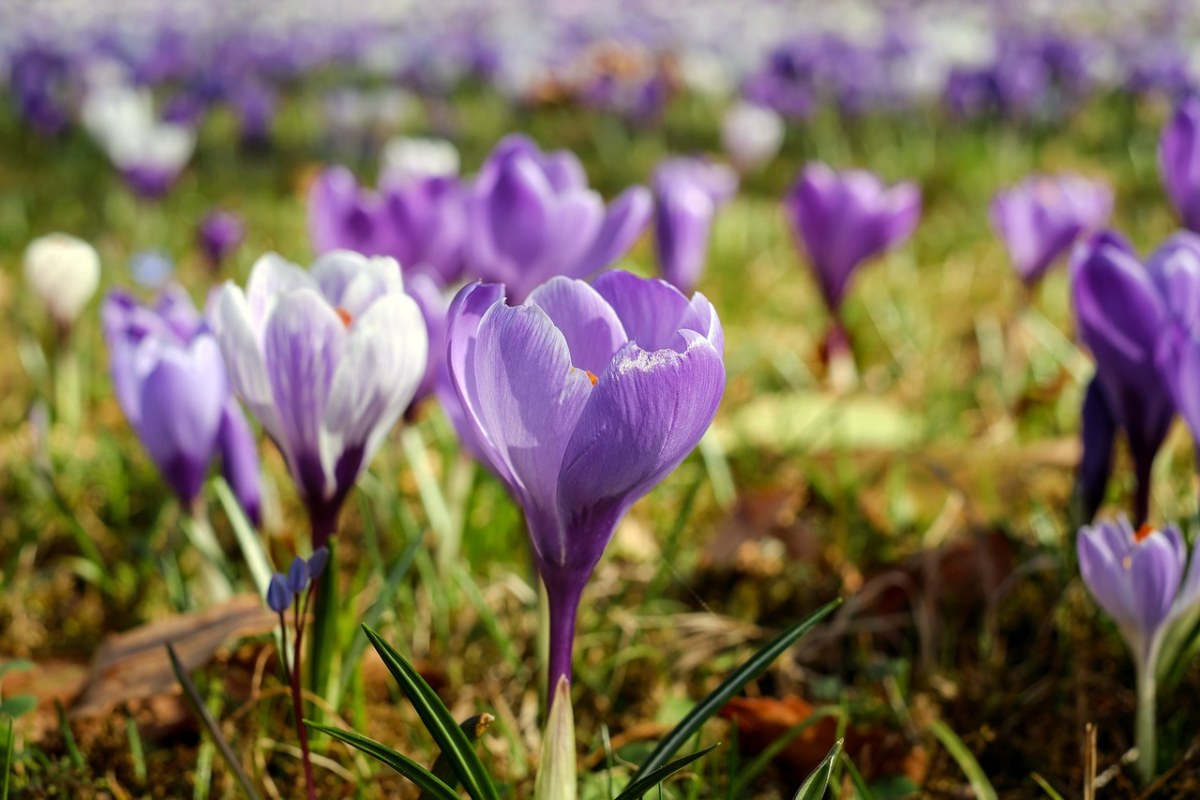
[
  {"left": 292, "top": 592, "right": 317, "bottom": 800},
  {"left": 307, "top": 534, "right": 339, "bottom": 706},
  {"left": 1136, "top": 662, "right": 1157, "bottom": 784},
  {"left": 543, "top": 578, "right": 583, "bottom": 712}
]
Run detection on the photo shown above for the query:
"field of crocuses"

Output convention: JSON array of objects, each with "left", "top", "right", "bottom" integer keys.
[{"left": 6, "top": 1, "right": 1200, "bottom": 798}]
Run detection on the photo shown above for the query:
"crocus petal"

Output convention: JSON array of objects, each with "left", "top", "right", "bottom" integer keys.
[
  {"left": 527, "top": 278, "right": 627, "bottom": 375},
  {"left": 311, "top": 250, "right": 403, "bottom": 319},
  {"left": 655, "top": 181, "right": 715, "bottom": 294},
  {"left": 211, "top": 284, "right": 283, "bottom": 443},
  {"left": 1075, "top": 375, "right": 1116, "bottom": 523},
  {"left": 1129, "top": 533, "right": 1184, "bottom": 637},
  {"left": 489, "top": 157, "right": 553, "bottom": 266},
  {"left": 263, "top": 288, "right": 347, "bottom": 500},
  {"left": 245, "top": 253, "right": 315, "bottom": 327},
  {"left": 555, "top": 332, "right": 725, "bottom": 573},
  {"left": 1078, "top": 526, "right": 1139, "bottom": 632},
  {"left": 217, "top": 400, "right": 262, "bottom": 526},
  {"left": 592, "top": 271, "right": 710, "bottom": 352},
  {"left": 574, "top": 186, "right": 653, "bottom": 276},
  {"left": 323, "top": 292, "right": 427, "bottom": 476},
  {"left": 471, "top": 301, "right": 594, "bottom": 541},
  {"left": 1148, "top": 232, "right": 1200, "bottom": 329},
  {"left": 444, "top": 282, "right": 510, "bottom": 470},
  {"left": 136, "top": 337, "right": 227, "bottom": 505}
]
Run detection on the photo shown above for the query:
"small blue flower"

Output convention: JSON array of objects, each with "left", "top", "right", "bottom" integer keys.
[
  {"left": 266, "top": 573, "right": 293, "bottom": 613},
  {"left": 287, "top": 556, "right": 311, "bottom": 595}
]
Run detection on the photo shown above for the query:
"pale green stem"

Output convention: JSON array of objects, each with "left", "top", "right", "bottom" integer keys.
[
  {"left": 180, "top": 504, "right": 232, "bottom": 603},
  {"left": 537, "top": 579, "right": 550, "bottom": 714},
  {"left": 1135, "top": 657, "right": 1157, "bottom": 785},
  {"left": 54, "top": 336, "right": 81, "bottom": 434},
  {"left": 698, "top": 431, "right": 736, "bottom": 509}
]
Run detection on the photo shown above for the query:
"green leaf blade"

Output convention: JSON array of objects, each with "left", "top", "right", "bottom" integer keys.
[
  {"left": 307, "top": 721, "right": 460, "bottom": 800},
  {"left": 793, "top": 739, "right": 843, "bottom": 800},
  {"left": 616, "top": 744, "right": 718, "bottom": 800}
]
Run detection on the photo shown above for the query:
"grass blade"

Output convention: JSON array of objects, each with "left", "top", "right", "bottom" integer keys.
[
  {"left": 841, "top": 752, "right": 874, "bottom": 799},
  {"left": 307, "top": 721, "right": 459, "bottom": 800},
  {"left": 363, "top": 625, "right": 499, "bottom": 800},
  {"left": 424, "top": 714, "right": 495, "bottom": 798},
  {"left": 792, "top": 739, "right": 843, "bottom": 800},
  {"left": 1031, "top": 772, "right": 1066, "bottom": 800},
  {"left": 730, "top": 708, "right": 840, "bottom": 798},
  {"left": 166, "top": 643, "right": 261, "bottom": 800},
  {"left": 615, "top": 744, "right": 718, "bottom": 800},
  {"left": 930, "top": 720, "right": 997, "bottom": 800},
  {"left": 633, "top": 598, "right": 842, "bottom": 779},
  {"left": 212, "top": 477, "right": 271, "bottom": 595}
]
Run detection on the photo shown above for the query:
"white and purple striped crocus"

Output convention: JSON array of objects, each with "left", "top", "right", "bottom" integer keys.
[
  {"left": 784, "top": 163, "right": 921, "bottom": 316},
  {"left": 1159, "top": 97, "right": 1200, "bottom": 233},
  {"left": 1077, "top": 517, "right": 1200, "bottom": 782},
  {"left": 652, "top": 157, "right": 738, "bottom": 294},
  {"left": 1071, "top": 232, "right": 1175, "bottom": 525},
  {"left": 446, "top": 271, "right": 725, "bottom": 696},
  {"left": 990, "top": 173, "right": 1112, "bottom": 286},
  {"left": 308, "top": 165, "right": 467, "bottom": 287},
  {"left": 102, "top": 285, "right": 262, "bottom": 523},
  {"left": 464, "top": 134, "right": 652, "bottom": 303},
  {"left": 210, "top": 251, "right": 428, "bottom": 545}
]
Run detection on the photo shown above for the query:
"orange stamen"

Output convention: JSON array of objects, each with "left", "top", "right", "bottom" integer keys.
[
  {"left": 1134, "top": 524, "right": 1155, "bottom": 543},
  {"left": 335, "top": 306, "right": 353, "bottom": 328},
  {"left": 585, "top": 370, "right": 598, "bottom": 386}
]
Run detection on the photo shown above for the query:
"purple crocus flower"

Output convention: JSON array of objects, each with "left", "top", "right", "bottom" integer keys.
[
  {"left": 1070, "top": 232, "right": 1175, "bottom": 525},
  {"left": 102, "top": 285, "right": 262, "bottom": 523},
  {"left": 784, "top": 162, "right": 921, "bottom": 314},
  {"left": 990, "top": 174, "right": 1113, "bottom": 286},
  {"left": 210, "top": 251, "right": 428, "bottom": 546},
  {"left": 463, "top": 134, "right": 652, "bottom": 304},
  {"left": 652, "top": 157, "right": 738, "bottom": 294},
  {"left": 1077, "top": 517, "right": 1200, "bottom": 781},
  {"left": 404, "top": 272, "right": 450, "bottom": 418},
  {"left": 446, "top": 271, "right": 725, "bottom": 694},
  {"left": 198, "top": 210, "right": 246, "bottom": 268},
  {"left": 1159, "top": 98, "right": 1200, "bottom": 232},
  {"left": 1149, "top": 233, "right": 1200, "bottom": 463},
  {"left": 308, "top": 166, "right": 467, "bottom": 286}
]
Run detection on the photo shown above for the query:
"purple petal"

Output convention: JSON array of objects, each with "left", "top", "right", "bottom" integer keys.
[
  {"left": 592, "top": 271, "right": 710, "bottom": 352},
  {"left": 554, "top": 332, "right": 725, "bottom": 574},
  {"left": 218, "top": 401, "right": 262, "bottom": 526},
  {"left": 527, "top": 277, "right": 627, "bottom": 375},
  {"left": 574, "top": 186, "right": 652, "bottom": 277}
]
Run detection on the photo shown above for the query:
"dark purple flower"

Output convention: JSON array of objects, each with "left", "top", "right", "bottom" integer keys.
[
  {"left": 991, "top": 174, "right": 1113, "bottom": 286},
  {"left": 1150, "top": 233, "right": 1200, "bottom": 464},
  {"left": 308, "top": 546, "right": 330, "bottom": 579},
  {"left": 210, "top": 252, "right": 427, "bottom": 546},
  {"left": 446, "top": 272, "right": 725, "bottom": 691},
  {"left": 287, "top": 555, "right": 311, "bottom": 595},
  {"left": 1070, "top": 232, "right": 1175, "bottom": 524},
  {"left": 102, "top": 285, "right": 262, "bottom": 523},
  {"left": 267, "top": 572, "right": 293, "bottom": 613},
  {"left": 308, "top": 167, "right": 467, "bottom": 286},
  {"left": 464, "top": 135, "right": 652, "bottom": 303},
  {"left": 784, "top": 163, "right": 920, "bottom": 314},
  {"left": 652, "top": 157, "right": 738, "bottom": 294},
  {"left": 1160, "top": 98, "right": 1200, "bottom": 232},
  {"left": 231, "top": 81, "right": 276, "bottom": 149},
  {"left": 198, "top": 210, "right": 246, "bottom": 268}
]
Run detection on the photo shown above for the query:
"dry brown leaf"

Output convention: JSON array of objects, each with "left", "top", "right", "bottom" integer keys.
[{"left": 71, "top": 595, "right": 277, "bottom": 718}]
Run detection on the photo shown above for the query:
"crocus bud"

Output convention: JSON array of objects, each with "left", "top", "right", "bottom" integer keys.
[
  {"left": 198, "top": 210, "right": 245, "bottom": 268},
  {"left": 287, "top": 556, "right": 311, "bottom": 595},
  {"left": 1160, "top": 97, "right": 1200, "bottom": 232},
  {"left": 24, "top": 233, "right": 101, "bottom": 328},
  {"left": 721, "top": 101, "right": 784, "bottom": 173},
  {"left": 308, "top": 546, "right": 329, "bottom": 580},
  {"left": 784, "top": 163, "right": 921, "bottom": 315},
  {"left": 534, "top": 677, "right": 576, "bottom": 800},
  {"left": 990, "top": 173, "right": 1113, "bottom": 286},
  {"left": 652, "top": 157, "right": 738, "bottom": 294},
  {"left": 381, "top": 136, "right": 460, "bottom": 184},
  {"left": 1075, "top": 376, "right": 1116, "bottom": 525},
  {"left": 266, "top": 572, "right": 293, "bottom": 613}
]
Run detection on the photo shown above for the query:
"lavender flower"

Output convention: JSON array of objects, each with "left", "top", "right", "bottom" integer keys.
[
  {"left": 652, "top": 157, "right": 738, "bottom": 294},
  {"left": 1160, "top": 98, "right": 1200, "bottom": 232},
  {"left": 102, "top": 285, "right": 262, "bottom": 523},
  {"left": 784, "top": 162, "right": 921, "bottom": 314},
  {"left": 267, "top": 573, "right": 293, "bottom": 613},
  {"left": 463, "top": 134, "right": 651, "bottom": 303},
  {"left": 446, "top": 272, "right": 725, "bottom": 692},
  {"left": 308, "top": 166, "right": 467, "bottom": 286},
  {"left": 1077, "top": 518, "right": 1200, "bottom": 781},
  {"left": 210, "top": 251, "right": 427, "bottom": 545},
  {"left": 1070, "top": 232, "right": 1174, "bottom": 525},
  {"left": 990, "top": 174, "right": 1113, "bottom": 286}
]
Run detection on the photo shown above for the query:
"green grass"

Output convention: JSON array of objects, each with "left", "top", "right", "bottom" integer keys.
[{"left": 1, "top": 85, "right": 1199, "bottom": 797}]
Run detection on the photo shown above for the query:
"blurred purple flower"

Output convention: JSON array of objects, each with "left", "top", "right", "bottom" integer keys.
[
  {"left": 266, "top": 573, "right": 293, "bottom": 613},
  {"left": 464, "top": 134, "right": 652, "bottom": 303},
  {"left": 991, "top": 174, "right": 1113, "bottom": 286},
  {"left": 404, "top": 272, "right": 451, "bottom": 418},
  {"left": 210, "top": 251, "right": 427, "bottom": 546},
  {"left": 102, "top": 285, "right": 262, "bottom": 523},
  {"left": 652, "top": 157, "right": 738, "bottom": 294},
  {"left": 1071, "top": 232, "right": 1175, "bottom": 524},
  {"left": 446, "top": 272, "right": 725, "bottom": 691},
  {"left": 308, "top": 166, "right": 467, "bottom": 286},
  {"left": 1160, "top": 98, "right": 1200, "bottom": 232},
  {"left": 784, "top": 162, "right": 921, "bottom": 314},
  {"left": 131, "top": 250, "right": 174, "bottom": 288},
  {"left": 198, "top": 210, "right": 246, "bottom": 268},
  {"left": 1149, "top": 233, "right": 1200, "bottom": 465}
]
